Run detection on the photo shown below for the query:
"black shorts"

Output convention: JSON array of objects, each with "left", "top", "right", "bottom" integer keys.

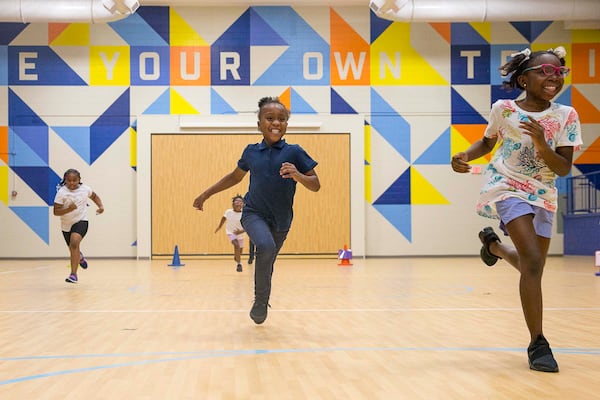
[{"left": 62, "top": 220, "right": 89, "bottom": 245}]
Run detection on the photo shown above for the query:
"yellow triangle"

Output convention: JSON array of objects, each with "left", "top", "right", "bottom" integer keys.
[
  {"left": 371, "top": 23, "right": 447, "bottom": 85},
  {"left": 410, "top": 166, "right": 449, "bottom": 205},
  {"left": 52, "top": 24, "right": 90, "bottom": 46},
  {"left": 0, "top": 166, "right": 7, "bottom": 205},
  {"left": 130, "top": 127, "right": 137, "bottom": 168},
  {"left": 170, "top": 88, "right": 199, "bottom": 114},
  {"left": 572, "top": 29, "right": 600, "bottom": 43},
  {"left": 450, "top": 126, "right": 490, "bottom": 165},
  {"left": 364, "top": 124, "right": 372, "bottom": 203},
  {"left": 470, "top": 22, "right": 491, "bottom": 43},
  {"left": 170, "top": 9, "right": 208, "bottom": 46}
]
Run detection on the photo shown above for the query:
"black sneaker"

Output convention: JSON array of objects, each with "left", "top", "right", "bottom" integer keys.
[
  {"left": 250, "top": 300, "right": 269, "bottom": 324},
  {"left": 478, "top": 227, "right": 501, "bottom": 266},
  {"left": 236, "top": 263, "right": 243, "bottom": 272},
  {"left": 528, "top": 335, "right": 559, "bottom": 372},
  {"left": 248, "top": 257, "right": 254, "bottom": 265}
]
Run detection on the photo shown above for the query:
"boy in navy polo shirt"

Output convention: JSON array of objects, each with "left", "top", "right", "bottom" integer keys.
[{"left": 193, "top": 96, "right": 320, "bottom": 324}]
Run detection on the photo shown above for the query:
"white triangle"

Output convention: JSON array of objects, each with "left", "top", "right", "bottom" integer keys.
[
  {"left": 369, "top": 127, "right": 409, "bottom": 202},
  {"left": 10, "top": 24, "right": 48, "bottom": 45},
  {"left": 51, "top": 46, "right": 90, "bottom": 84},
  {"left": 251, "top": 45, "right": 288, "bottom": 84}
]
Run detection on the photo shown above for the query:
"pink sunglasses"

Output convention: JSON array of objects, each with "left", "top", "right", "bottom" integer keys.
[{"left": 522, "top": 63, "right": 570, "bottom": 77}]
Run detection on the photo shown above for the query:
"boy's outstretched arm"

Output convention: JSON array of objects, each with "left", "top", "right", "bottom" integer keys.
[{"left": 193, "top": 167, "right": 247, "bottom": 211}]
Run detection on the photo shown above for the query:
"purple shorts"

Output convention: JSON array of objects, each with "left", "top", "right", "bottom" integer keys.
[{"left": 496, "top": 197, "right": 554, "bottom": 238}]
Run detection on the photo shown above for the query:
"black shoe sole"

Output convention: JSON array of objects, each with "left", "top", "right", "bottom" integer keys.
[{"left": 250, "top": 312, "right": 267, "bottom": 324}]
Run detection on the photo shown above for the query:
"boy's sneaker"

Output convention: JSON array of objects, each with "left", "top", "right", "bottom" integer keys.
[
  {"left": 65, "top": 274, "right": 78, "bottom": 283},
  {"left": 236, "top": 263, "right": 243, "bottom": 272},
  {"left": 528, "top": 335, "right": 559, "bottom": 372},
  {"left": 250, "top": 300, "right": 269, "bottom": 324},
  {"left": 79, "top": 254, "right": 88, "bottom": 269}
]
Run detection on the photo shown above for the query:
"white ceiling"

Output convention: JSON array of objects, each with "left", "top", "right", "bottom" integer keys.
[{"left": 140, "top": 0, "right": 366, "bottom": 6}]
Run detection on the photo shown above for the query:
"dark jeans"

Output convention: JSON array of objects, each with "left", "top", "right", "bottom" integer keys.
[
  {"left": 248, "top": 240, "right": 255, "bottom": 260},
  {"left": 241, "top": 213, "right": 288, "bottom": 303}
]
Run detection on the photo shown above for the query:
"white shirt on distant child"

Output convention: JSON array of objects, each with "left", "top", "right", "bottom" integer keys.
[
  {"left": 54, "top": 184, "right": 93, "bottom": 231},
  {"left": 223, "top": 208, "right": 244, "bottom": 238}
]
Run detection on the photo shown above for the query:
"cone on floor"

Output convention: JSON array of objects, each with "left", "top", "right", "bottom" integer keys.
[
  {"left": 338, "top": 244, "right": 353, "bottom": 266},
  {"left": 168, "top": 245, "right": 185, "bottom": 267}
]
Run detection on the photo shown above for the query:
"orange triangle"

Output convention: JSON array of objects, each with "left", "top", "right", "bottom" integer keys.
[
  {"left": 453, "top": 124, "right": 486, "bottom": 145},
  {"left": 574, "top": 135, "right": 600, "bottom": 164},
  {"left": 330, "top": 8, "right": 370, "bottom": 85},
  {"left": 430, "top": 23, "right": 451, "bottom": 44},
  {"left": 48, "top": 23, "right": 70, "bottom": 44},
  {"left": 279, "top": 87, "right": 291, "bottom": 111},
  {"left": 0, "top": 126, "right": 7, "bottom": 164},
  {"left": 572, "top": 86, "right": 600, "bottom": 123}
]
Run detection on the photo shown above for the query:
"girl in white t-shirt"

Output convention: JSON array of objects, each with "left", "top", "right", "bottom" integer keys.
[
  {"left": 451, "top": 47, "right": 582, "bottom": 373},
  {"left": 215, "top": 195, "right": 246, "bottom": 272},
  {"left": 53, "top": 169, "right": 104, "bottom": 284}
]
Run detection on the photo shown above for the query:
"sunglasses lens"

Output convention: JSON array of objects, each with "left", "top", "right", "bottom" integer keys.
[{"left": 541, "top": 65, "right": 556, "bottom": 75}]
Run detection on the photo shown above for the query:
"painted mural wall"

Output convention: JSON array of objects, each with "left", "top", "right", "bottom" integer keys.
[{"left": 0, "top": 6, "right": 599, "bottom": 258}]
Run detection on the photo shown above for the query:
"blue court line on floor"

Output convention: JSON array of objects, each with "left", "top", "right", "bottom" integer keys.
[{"left": 1, "top": 346, "right": 599, "bottom": 385}]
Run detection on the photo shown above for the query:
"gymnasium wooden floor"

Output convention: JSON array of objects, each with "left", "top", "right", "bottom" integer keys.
[{"left": 1, "top": 256, "right": 599, "bottom": 399}]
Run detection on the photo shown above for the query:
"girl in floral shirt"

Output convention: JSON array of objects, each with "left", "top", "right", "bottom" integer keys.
[{"left": 451, "top": 47, "right": 582, "bottom": 373}]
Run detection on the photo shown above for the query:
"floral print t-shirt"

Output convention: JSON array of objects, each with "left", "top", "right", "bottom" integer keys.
[{"left": 477, "top": 99, "right": 582, "bottom": 219}]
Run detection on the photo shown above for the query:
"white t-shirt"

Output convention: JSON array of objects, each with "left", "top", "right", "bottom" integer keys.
[
  {"left": 223, "top": 208, "right": 243, "bottom": 236},
  {"left": 54, "top": 184, "right": 93, "bottom": 231},
  {"left": 477, "top": 99, "right": 583, "bottom": 219}
]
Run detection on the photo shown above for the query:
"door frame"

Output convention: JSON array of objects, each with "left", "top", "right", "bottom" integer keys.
[{"left": 136, "top": 114, "right": 365, "bottom": 258}]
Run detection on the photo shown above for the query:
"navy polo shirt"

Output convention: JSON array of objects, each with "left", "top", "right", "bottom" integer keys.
[{"left": 238, "top": 139, "right": 318, "bottom": 232}]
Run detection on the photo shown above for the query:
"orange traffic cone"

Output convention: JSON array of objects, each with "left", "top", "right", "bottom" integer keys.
[{"left": 338, "top": 244, "right": 353, "bottom": 266}]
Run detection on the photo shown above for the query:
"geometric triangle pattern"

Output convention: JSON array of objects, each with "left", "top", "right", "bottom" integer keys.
[
  {"left": 10, "top": 206, "right": 50, "bottom": 244},
  {"left": 1, "top": 6, "right": 599, "bottom": 256}
]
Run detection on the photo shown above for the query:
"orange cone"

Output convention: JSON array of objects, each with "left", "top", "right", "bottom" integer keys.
[{"left": 338, "top": 244, "right": 353, "bottom": 266}]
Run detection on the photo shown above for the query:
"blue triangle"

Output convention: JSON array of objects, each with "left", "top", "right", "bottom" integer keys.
[
  {"left": 291, "top": 89, "right": 316, "bottom": 114},
  {"left": 370, "top": 10, "right": 393, "bottom": 43},
  {"left": 414, "top": 128, "right": 451, "bottom": 165},
  {"left": 134, "top": 5, "right": 170, "bottom": 44},
  {"left": 11, "top": 126, "right": 48, "bottom": 163},
  {"left": 371, "top": 89, "right": 410, "bottom": 161},
  {"left": 11, "top": 166, "right": 61, "bottom": 205},
  {"left": 0, "top": 23, "right": 28, "bottom": 45},
  {"left": 252, "top": 7, "right": 329, "bottom": 86},
  {"left": 374, "top": 168, "right": 410, "bottom": 205},
  {"left": 211, "top": 9, "right": 251, "bottom": 85},
  {"left": 554, "top": 86, "right": 572, "bottom": 106},
  {"left": 331, "top": 88, "right": 357, "bottom": 114},
  {"left": 0, "top": 47, "right": 6, "bottom": 85},
  {"left": 451, "top": 88, "right": 488, "bottom": 125},
  {"left": 52, "top": 126, "right": 91, "bottom": 163},
  {"left": 143, "top": 89, "right": 170, "bottom": 114},
  {"left": 8, "top": 47, "right": 85, "bottom": 85},
  {"left": 510, "top": 21, "right": 552, "bottom": 42},
  {"left": 373, "top": 204, "right": 412, "bottom": 242},
  {"left": 249, "top": 8, "right": 287, "bottom": 46},
  {"left": 10, "top": 206, "right": 49, "bottom": 244},
  {"left": 8, "top": 89, "right": 47, "bottom": 127},
  {"left": 575, "top": 164, "right": 600, "bottom": 177},
  {"left": 90, "top": 89, "right": 130, "bottom": 164},
  {"left": 9, "top": 129, "right": 47, "bottom": 167},
  {"left": 491, "top": 85, "right": 521, "bottom": 104},
  {"left": 450, "top": 23, "right": 488, "bottom": 45},
  {"left": 109, "top": 12, "right": 168, "bottom": 46},
  {"left": 211, "top": 89, "right": 237, "bottom": 114}
]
